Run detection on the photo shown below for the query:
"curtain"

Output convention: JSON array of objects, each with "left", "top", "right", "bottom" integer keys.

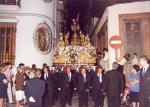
[{"left": 0, "top": 22, "right": 16, "bottom": 64}]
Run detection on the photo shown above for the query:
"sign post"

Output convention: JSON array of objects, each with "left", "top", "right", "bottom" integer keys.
[{"left": 109, "top": 36, "right": 123, "bottom": 59}]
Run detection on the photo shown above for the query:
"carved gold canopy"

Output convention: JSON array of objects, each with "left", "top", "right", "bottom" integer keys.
[
  {"left": 53, "top": 18, "right": 96, "bottom": 65},
  {"left": 52, "top": 32, "right": 96, "bottom": 65}
]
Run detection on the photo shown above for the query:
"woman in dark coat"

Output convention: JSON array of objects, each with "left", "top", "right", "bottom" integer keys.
[
  {"left": 92, "top": 66, "right": 105, "bottom": 107},
  {"left": 0, "top": 64, "right": 8, "bottom": 107}
]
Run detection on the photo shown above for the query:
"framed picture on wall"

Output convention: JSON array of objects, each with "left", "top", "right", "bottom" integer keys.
[{"left": 34, "top": 23, "right": 52, "bottom": 54}]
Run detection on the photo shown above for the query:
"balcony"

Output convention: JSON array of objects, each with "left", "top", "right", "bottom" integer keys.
[
  {"left": 0, "top": 0, "right": 21, "bottom": 6},
  {"left": 0, "top": 0, "right": 21, "bottom": 12}
]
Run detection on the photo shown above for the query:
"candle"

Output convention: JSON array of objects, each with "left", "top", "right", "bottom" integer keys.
[
  {"left": 65, "top": 60, "right": 67, "bottom": 66},
  {"left": 79, "top": 60, "right": 81, "bottom": 66}
]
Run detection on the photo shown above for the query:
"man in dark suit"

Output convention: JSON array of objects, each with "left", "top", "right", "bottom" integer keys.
[
  {"left": 59, "top": 66, "right": 75, "bottom": 107},
  {"left": 92, "top": 66, "right": 105, "bottom": 107},
  {"left": 103, "top": 62, "right": 124, "bottom": 107},
  {"left": 47, "top": 69, "right": 55, "bottom": 107},
  {"left": 41, "top": 66, "right": 51, "bottom": 107},
  {"left": 75, "top": 66, "right": 91, "bottom": 107},
  {"left": 53, "top": 67, "right": 61, "bottom": 102},
  {"left": 25, "top": 69, "right": 45, "bottom": 107},
  {"left": 139, "top": 55, "right": 150, "bottom": 107}
]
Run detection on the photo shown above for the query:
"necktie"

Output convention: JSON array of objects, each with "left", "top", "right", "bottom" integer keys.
[
  {"left": 142, "top": 68, "right": 146, "bottom": 76},
  {"left": 84, "top": 75, "right": 86, "bottom": 82}
]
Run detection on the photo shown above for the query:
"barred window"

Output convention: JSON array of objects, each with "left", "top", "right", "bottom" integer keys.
[
  {"left": 0, "top": 0, "right": 21, "bottom": 6},
  {"left": 0, "top": 22, "right": 16, "bottom": 64}
]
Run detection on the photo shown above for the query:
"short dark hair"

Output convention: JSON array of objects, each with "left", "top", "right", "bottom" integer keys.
[
  {"left": 32, "top": 64, "right": 37, "bottom": 69},
  {"left": 5, "top": 62, "right": 11, "bottom": 66},
  {"left": 124, "top": 53, "right": 130, "bottom": 61},
  {"left": 19, "top": 63, "right": 25, "bottom": 67},
  {"left": 0, "top": 63, "right": 6, "bottom": 71},
  {"left": 133, "top": 53, "right": 137, "bottom": 56},
  {"left": 140, "top": 55, "right": 149, "bottom": 63},
  {"left": 133, "top": 64, "right": 140, "bottom": 72},
  {"left": 148, "top": 59, "right": 150, "bottom": 64},
  {"left": 112, "top": 62, "right": 119, "bottom": 69},
  {"left": 103, "top": 48, "right": 108, "bottom": 52},
  {"left": 43, "top": 63, "right": 47, "bottom": 67},
  {"left": 95, "top": 66, "right": 104, "bottom": 74}
]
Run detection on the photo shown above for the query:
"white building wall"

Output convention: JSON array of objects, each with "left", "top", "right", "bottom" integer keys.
[
  {"left": 107, "top": 1, "right": 150, "bottom": 69},
  {"left": 15, "top": 16, "right": 54, "bottom": 68},
  {"left": 0, "top": 0, "right": 57, "bottom": 68},
  {"left": 95, "top": 1, "right": 150, "bottom": 69},
  {"left": 15, "top": 0, "right": 56, "bottom": 68}
]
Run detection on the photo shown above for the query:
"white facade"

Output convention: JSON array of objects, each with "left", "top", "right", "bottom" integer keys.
[
  {"left": 95, "top": 1, "right": 150, "bottom": 69},
  {"left": 0, "top": 0, "right": 57, "bottom": 68}
]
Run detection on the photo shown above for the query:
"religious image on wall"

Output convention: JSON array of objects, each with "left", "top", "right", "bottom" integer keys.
[{"left": 34, "top": 23, "right": 52, "bottom": 54}]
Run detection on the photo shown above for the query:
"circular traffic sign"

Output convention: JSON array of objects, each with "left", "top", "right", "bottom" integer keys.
[{"left": 109, "top": 36, "right": 123, "bottom": 49}]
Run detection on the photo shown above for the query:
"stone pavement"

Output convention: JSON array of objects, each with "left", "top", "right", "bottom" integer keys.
[{"left": 6, "top": 96, "right": 108, "bottom": 107}]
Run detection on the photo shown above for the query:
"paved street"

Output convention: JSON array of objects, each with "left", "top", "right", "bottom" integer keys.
[{"left": 5, "top": 96, "right": 108, "bottom": 107}]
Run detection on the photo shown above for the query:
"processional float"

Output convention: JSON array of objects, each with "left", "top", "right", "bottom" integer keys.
[{"left": 52, "top": 19, "right": 96, "bottom": 66}]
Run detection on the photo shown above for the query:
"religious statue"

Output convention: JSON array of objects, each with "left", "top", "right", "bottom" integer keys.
[
  {"left": 57, "top": 35, "right": 65, "bottom": 55},
  {"left": 64, "top": 32, "right": 69, "bottom": 47},
  {"left": 58, "top": 35, "right": 65, "bottom": 47},
  {"left": 71, "top": 33, "right": 79, "bottom": 46},
  {"left": 37, "top": 28, "right": 49, "bottom": 51},
  {"left": 69, "top": 49, "right": 78, "bottom": 63},
  {"left": 84, "top": 35, "right": 90, "bottom": 46},
  {"left": 71, "top": 18, "right": 80, "bottom": 34}
]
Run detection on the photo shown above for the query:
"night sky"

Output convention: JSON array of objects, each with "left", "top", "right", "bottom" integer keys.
[
  {"left": 64, "top": 0, "right": 146, "bottom": 35},
  {"left": 65, "top": 0, "right": 92, "bottom": 34}
]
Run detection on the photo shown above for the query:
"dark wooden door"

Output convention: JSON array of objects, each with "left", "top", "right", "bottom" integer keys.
[{"left": 119, "top": 13, "right": 150, "bottom": 58}]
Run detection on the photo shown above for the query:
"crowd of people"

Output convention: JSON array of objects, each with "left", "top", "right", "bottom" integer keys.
[{"left": 0, "top": 52, "right": 150, "bottom": 107}]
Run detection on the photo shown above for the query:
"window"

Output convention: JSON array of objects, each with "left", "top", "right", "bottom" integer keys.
[
  {"left": 119, "top": 13, "right": 150, "bottom": 58},
  {"left": 0, "top": 0, "right": 21, "bottom": 6},
  {"left": 0, "top": 22, "right": 16, "bottom": 64}
]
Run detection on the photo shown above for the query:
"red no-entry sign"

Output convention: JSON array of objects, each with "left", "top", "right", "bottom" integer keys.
[{"left": 109, "top": 36, "right": 123, "bottom": 49}]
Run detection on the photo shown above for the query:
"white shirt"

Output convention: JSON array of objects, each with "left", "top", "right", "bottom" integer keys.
[
  {"left": 98, "top": 74, "right": 102, "bottom": 83},
  {"left": 68, "top": 72, "right": 71, "bottom": 82},
  {"left": 103, "top": 52, "right": 109, "bottom": 62},
  {"left": 83, "top": 73, "right": 86, "bottom": 82},
  {"left": 143, "top": 64, "right": 149, "bottom": 74},
  {"left": 118, "top": 58, "right": 127, "bottom": 65},
  {"left": 44, "top": 73, "right": 48, "bottom": 80},
  {"left": 131, "top": 57, "right": 138, "bottom": 65}
]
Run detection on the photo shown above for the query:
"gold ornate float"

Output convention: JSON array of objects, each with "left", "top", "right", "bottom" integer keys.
[{"left": 53, "top": 19, "right": 96, "bottom": 65}]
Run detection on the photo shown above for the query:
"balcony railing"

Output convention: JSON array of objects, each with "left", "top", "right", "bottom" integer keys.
[{"left": 0, "top": 0, "right": 21, "bottom": 6}]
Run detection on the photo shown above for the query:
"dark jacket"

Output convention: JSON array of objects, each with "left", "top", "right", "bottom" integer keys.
[
  {"left": 76, "top": 72, "right": 91, "bottom": 91},
  {"left": 0, "top": 72, "right": 7, "bottom": 98},
  {"left": 139, "top": 65, "right": 150, "bottom": 107},
  {"left": 92, "top": 73, "right": 105, "bottom": 107},
  {"left": 92, "top": 73, "right": 105, "bottom": 92},
  {"left": 60, "top": 72, "right": 74, "bottom": 90},
  {"left": 15, "top": 72, "right": 25, "bottom": 91},
  {"left": 103, "top": 69, "right": 124, "bottom": 97},
  {"left": 75, "top": 72, "right": 91, "bottom": 107},
  {"left": 59, "top": 72, "right": 75, "bottom": 106},
  {"left": 25, "top": 77, "right": 45, "bottom": 106}
]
